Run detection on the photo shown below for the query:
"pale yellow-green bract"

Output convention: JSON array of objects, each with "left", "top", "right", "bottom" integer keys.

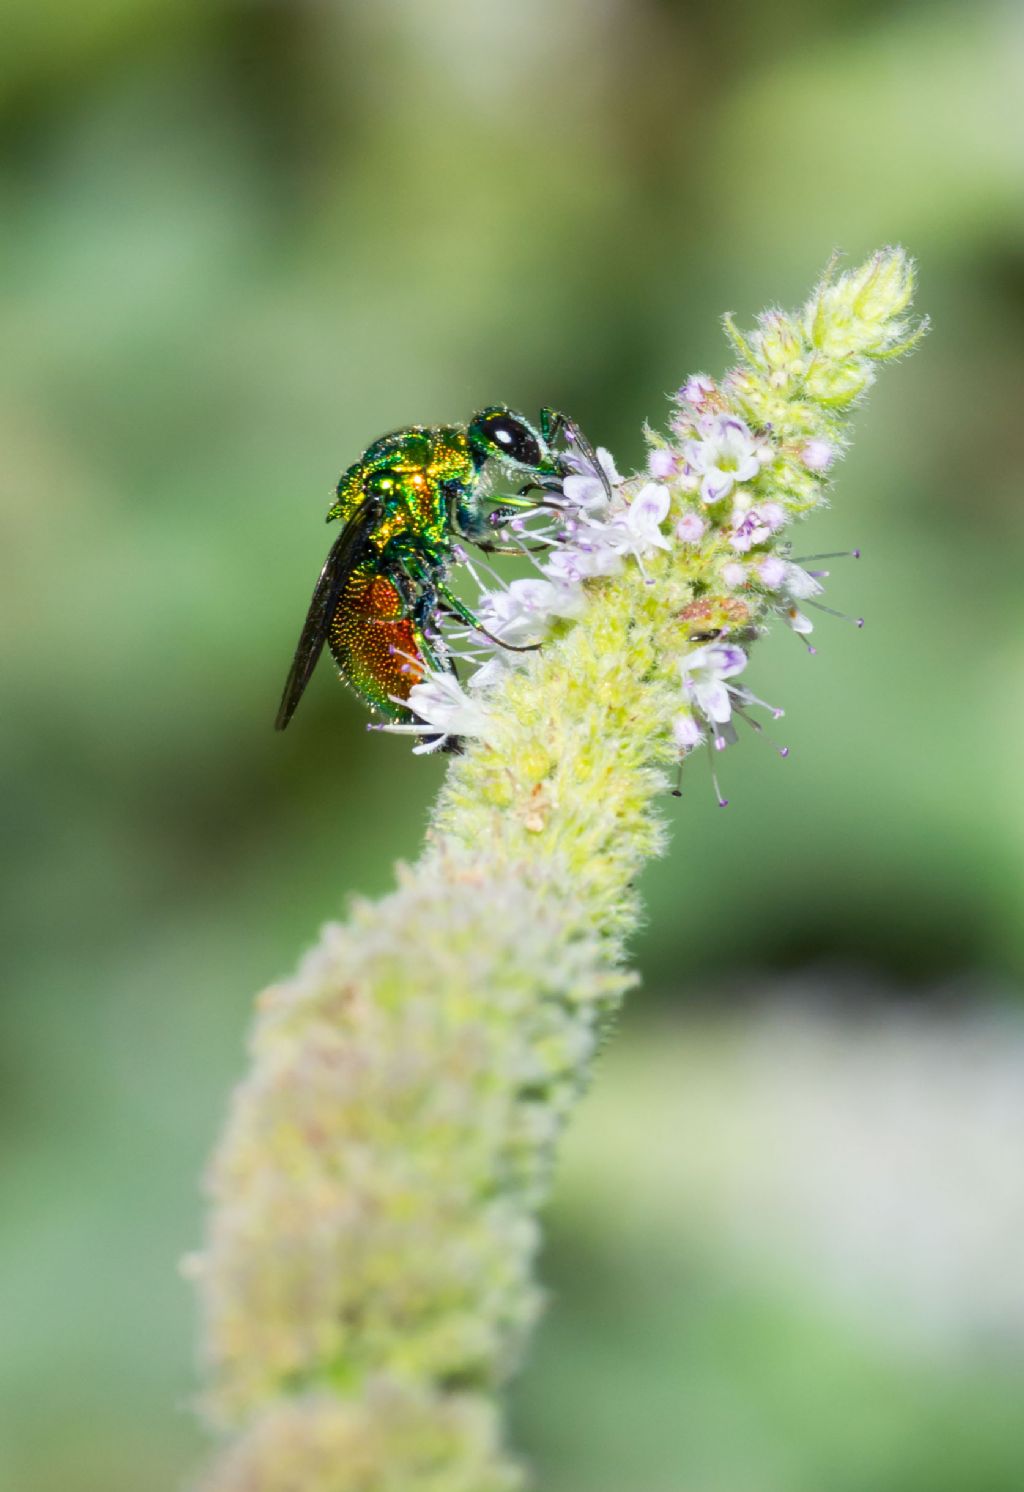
[{"left": 190, "top": 250, "right": 922, "bottom": 1490}]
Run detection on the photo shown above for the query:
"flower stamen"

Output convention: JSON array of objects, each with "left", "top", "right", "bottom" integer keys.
[
  {"left": 804, "top": 599, "right": 865, "bottom": 627},
  {"left": 706, "top": 742, "right": 730, "bottom": 808},
  {"left": 733, "top": 705, "right": 790, "bottom": 758},
  {"left": 793, "top": 548, "right": 862, "bottom": 562}
]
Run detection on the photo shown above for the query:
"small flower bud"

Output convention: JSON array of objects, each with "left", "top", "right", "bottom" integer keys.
[
  {"left": 804, "top": 357, "right": 874, "bottom": 408},
  {"left": 673, "top": 713, "right": 703, "bottom": 750},
  {"left": 675, "top": 512, "right": 707, "bottom": 543},
  {"left": 677, "top": 374, "right": 716, "bottom": 408},
  {"left": 756, "top": 311, "right": 803, "bottom": 371},
  {"left": 757, "top": 555, "right": 787, "bottom": 589},
  {"left": 648, "top": 447, "right": 677, "bottom": 479},
  {"left": 800, "top": 439, "right": 835, "bottom": 472}
]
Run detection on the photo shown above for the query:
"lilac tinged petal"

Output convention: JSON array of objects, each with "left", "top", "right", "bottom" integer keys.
[
  {"left": 758, "top": 555, "right": 787, "bottom": 588},
  {"left": 801, "top": 439, "right": 835, "bottom": 471},
  {"left": 673, "top": 713, "right": 703, "bottom": 749},
  {"left": 675, "top": 512, "right": 707, "bottom": 543}
]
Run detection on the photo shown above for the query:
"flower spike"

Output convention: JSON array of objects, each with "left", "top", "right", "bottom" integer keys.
[{"left": 192, "top": 250, "right": 923, "bottom": 1492}]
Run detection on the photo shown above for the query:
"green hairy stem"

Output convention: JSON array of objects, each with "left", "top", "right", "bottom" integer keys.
[{"left": 190, "top": 250, "right": 923, "bottom": 1489}]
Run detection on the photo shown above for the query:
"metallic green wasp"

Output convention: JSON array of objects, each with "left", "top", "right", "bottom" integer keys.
[{"left": 274, "top": 406, "right": 602, "bottom": 732}]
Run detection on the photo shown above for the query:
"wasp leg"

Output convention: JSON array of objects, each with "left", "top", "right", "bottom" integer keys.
[
  {"left": 517, "top": 477, "right": 566, "bottom": 495},
  {"left": 378, "top": 552, "right": 453, "bottom": 679},
  {"left": 386, "top": 557, "right": 468, "bottom": 754},
  {"left": 539, "top": 407, "right": 569, "bottom": 445},
  {"left": 382, "top": 556, "right": 465, "bottom": 753},
  {"left": 466, "top": 506, "right": 555, "bottom": 556},
  {"left": 453, "top": 492, "right": 546, "bottom": 545},
  {"left": 471, "top": 540, "right": 550, "bottom": 557},
  {"left": 454, "top": 481, "right": 566, "bottom": 550},
  {"left": 436, "top": 580, "right": 541, "bottom": 654},
  {"left": 486, "top": 482, "right": 567, "bottom": 527}
]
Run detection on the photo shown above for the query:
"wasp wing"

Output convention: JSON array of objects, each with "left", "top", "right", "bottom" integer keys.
[{"left": 274, "top": 499, "right": 378, "bottom": 731}]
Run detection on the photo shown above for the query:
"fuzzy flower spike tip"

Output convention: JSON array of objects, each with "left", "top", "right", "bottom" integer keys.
[{"left": 190, "top": 250, "right": 924, "bottom": 1491}]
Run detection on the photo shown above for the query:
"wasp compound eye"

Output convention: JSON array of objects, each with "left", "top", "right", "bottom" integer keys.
[{"left": 471, "top": 409, "right": 543, "bottom": 469}]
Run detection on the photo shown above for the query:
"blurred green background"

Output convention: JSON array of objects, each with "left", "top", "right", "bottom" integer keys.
[{"left": 3, "top": 1, "right": 1023, "bottom": 1488}]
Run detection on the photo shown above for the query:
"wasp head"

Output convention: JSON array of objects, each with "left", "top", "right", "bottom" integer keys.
[{"left": 468, "top": 407, "right": 557, "bottom": 476}]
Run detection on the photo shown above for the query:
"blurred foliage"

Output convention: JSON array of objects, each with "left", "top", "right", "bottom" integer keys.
[
  {"left": 519, "top": 1019, "right": 1024, "bottom": 1492},
  {"left": 2, "top": 1, "right": 1022, "bottom": 1488}
]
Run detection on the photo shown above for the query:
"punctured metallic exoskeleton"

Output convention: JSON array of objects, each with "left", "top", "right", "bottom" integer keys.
[{"left": 274, "top": 406, "right": 603, "bottom": 735}]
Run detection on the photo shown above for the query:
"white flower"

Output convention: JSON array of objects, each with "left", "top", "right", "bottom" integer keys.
[
  {"left": 465, "top": 657, "right": 506, "bottom": 693},
  {"left": 543, "top": 531, "right": 625, "bottom": 584},
  {"left": 678, "top": 641, "right": 786, "bottom": 758},
  {"left": 620, "top": 482, "right": 671, "bottom": 555},
  {"left": 680, "top": 642, "right": 748, "bottom": 724},
  {"left": 561, "top": 446, "right": 621, "bottom": 512},
  {"left": 771, "top": 560, "right": 861, "bottom": 636},
  {"left": 784, "top": 562, "right": 825, "bottom": 600},
  {"left": 729, "top": 504, "right": 786, "bottom": 553},
  {"left": 678, "top": 374, "right": 716, "bottom": 408},
  {"left": 685, "top": 414, "right": 770, "bottom": 505},
  {"left": 474, "top": 577, "right": 584, "bottom": 648},
  {"left": 381, "top": 671, "right": 489, "bottom": 754},
  {"left": 744, "top": 554, "right": 824, "bottom": 599},
  {"left": 544, "top": 481, "right": 670, "bottom": 584},
  {"left": 771, "top": 563, "right": 822, "bottom": 638},
  {"left": 731, "top": 510, "right": 770, "bottom": 552},
  {"left": 721, "top": 561, "right": 747, "bottom": 589}
]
